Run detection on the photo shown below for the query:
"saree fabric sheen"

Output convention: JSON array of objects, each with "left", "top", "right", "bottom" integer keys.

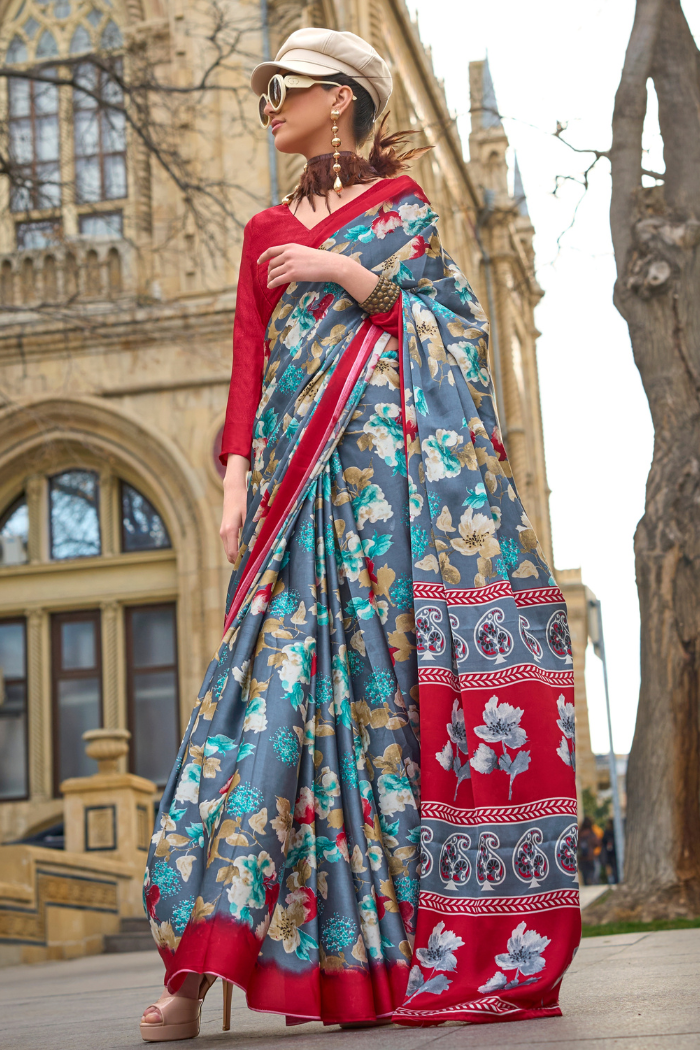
[{"left": 145, "top": 176, "right": 581, "bottom": 1027}]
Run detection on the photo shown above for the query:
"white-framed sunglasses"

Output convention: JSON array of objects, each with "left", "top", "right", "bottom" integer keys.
[{"left": 258, "top": 73, "right": 356, "bottom": 128}]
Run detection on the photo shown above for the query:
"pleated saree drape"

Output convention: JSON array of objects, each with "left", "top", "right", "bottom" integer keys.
[{"left": 144, "top": 177, "right": 580, "bottom": 1026}]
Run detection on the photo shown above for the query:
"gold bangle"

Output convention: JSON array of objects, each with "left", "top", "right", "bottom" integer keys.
[{"left": 359, "top": 275, "right": 400, "bottom": 315}]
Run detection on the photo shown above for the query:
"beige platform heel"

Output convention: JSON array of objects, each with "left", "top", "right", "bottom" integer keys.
[{"left": 140, "top": 975, "right": 233, "bottom": 1042}]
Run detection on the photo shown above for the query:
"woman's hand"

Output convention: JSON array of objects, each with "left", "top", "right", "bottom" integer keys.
[
  {"left": 258, "top": 244, "right": 378, "bottom": 303},
  {"left": 220, "top": 454, "right": 249, "bottom": 564}
]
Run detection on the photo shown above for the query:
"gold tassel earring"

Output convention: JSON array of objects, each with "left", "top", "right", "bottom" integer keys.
[{"left": 331, "top": 110, "right": 343, "bottom": 195}]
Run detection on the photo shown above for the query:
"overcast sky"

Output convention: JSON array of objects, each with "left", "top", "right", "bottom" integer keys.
[{"left": 408, "top": 1, "right": 700, "bottom": 754}]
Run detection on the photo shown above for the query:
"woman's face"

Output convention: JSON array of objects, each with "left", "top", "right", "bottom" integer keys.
[{"left": 262, "top": 81, "right": 354, "bottom": 156}]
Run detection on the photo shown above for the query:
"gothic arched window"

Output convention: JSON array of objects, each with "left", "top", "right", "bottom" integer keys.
[
  {"left": 121, "top": 483, "right": 172, "bottom": 553},
  {"left": 0, "top": 495, "right": 29, "bottom": 566},
  {"left": 3, "top": 0, "right": 126, "bottom": 234}
]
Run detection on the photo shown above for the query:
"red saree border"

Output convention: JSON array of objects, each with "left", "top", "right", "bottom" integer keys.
[
  {"left": 413, "top": 581, "right": 566, "bottom": 606},
  {"left": 393, "top": 1000, "right": 562, "bottom": 1026},
  {"left": 420, "top": 797, "right": 578, "bottom": 825},
  {"left": 223, "top": 320, "right": 383, "bottom": 635},
  {"left": 419, "top": 889, "right": 580, "bottom": 916},
  {"left": 418, "top": 665, "right": 575, "bottom": 690}
]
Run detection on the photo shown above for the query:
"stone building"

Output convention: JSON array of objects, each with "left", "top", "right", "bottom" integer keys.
[{"left": 0, "top": 0, "right": 595, "bottom": 960}]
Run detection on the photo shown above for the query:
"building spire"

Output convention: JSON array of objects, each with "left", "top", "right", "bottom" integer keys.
[
  {"left": 481, "top": 55, "right": 502, "bottom": 129},
  {"left": 513, "top": 152, "right": 529, "bottom": 217}
]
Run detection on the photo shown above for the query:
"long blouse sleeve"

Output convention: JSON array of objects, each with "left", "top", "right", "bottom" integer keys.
[{"left": 220, "top": 223, "right": 266, "bottom": 464}]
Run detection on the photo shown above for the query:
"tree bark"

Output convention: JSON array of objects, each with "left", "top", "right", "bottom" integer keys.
[{"left": 586, "top": 0, "right": 700, "bottom": 924}]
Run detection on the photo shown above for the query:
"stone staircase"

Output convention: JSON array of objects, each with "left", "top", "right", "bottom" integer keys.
[{"left": 104, "top": 916, "right": 155, "bottom": 954}]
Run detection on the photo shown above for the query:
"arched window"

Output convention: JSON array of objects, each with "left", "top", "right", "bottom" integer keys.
[
  {"left": 0, "top": 495, "right": 29, "bottom": 566},
  {"left": 121, "top": 483, "right": 171, "bottom": 552},
  {"left": 3, "top": 0, "right": 127, "bottom": 236},
  {"left": 49, "top": 468, "right": 101, "bottom": 559}
]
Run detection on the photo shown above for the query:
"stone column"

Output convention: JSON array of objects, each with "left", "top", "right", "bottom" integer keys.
[
  {"left": 25, "top": 607, "right": 51, "bottom": 801},
  {"left": 25, "top": 475, "right": 45, "bottom": 564},
  {"left": 99, "top": 471, "right": 117, "bottom": 557},
  {"left": 100, "top": 601, "right": 123, "bottom": 739}
]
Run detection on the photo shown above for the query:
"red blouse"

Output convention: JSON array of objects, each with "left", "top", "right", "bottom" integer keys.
[{"left": 220, "top": 176, "right": 420, "bottom": 463}]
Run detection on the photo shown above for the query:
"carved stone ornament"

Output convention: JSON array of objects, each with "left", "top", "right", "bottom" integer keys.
[{"left": 82, "top": 727, "right": 131, "bottom": 774}]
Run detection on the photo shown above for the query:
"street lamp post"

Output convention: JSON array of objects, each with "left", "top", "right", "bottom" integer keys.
[{"left": 586, "top": 595, "right": 625, "bottom": 881}]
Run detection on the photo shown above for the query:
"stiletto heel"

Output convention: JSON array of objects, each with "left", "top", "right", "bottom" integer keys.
[
  {"left": 140, "top": 974, "right": 217, "bottom": 1042},
  {"left": 222, "top": 980, "right": 233, "bottom": 1031}
]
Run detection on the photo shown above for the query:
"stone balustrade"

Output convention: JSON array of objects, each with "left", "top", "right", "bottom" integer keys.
[{"left": 0, "top": 239, "right": 134, "bottom": 313}]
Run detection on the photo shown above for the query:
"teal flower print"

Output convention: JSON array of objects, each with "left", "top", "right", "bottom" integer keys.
[
  {"left": 395, "top": 876, "right": 419, "bottom": 908},
  {"left": 271, "top": 727, "right": 301, "bottom": 766},
  {"left": 365, "top": 669, "right": 396, "bottom": 706},
  {"left": 340, "top": 751, "right": 358, "bottom": 786},
  {"left": 390, "top": 573, "right": 413, "bottom": 611},
  {"left": 227, "top": 782, "right": 264, "bottom": 817},
  {"left": 500, "top": 537, "right": 521, "bottom": 570},
  {"left": 296, "top": 520, "right": 315, "bottom": 552},
  {"left": 278, "top": 364, "right": 305, "bottom": 393},
  {"left": 315, "top": 674, "right": 333, "bottom": 704},
  {"left": 427, "top": 489, "right": 442, "bottom": 518},
  {"left": 347, "top": 649, "right": 364, "bottom": 677},
  {"left": 321, "top": 913, "right": 358, "bottom": 953},
  {"left": 171, "top": 896, "right": 195, "bottom": 935},
  {"left": 410, "top": 524, "right": 429, "bottom": 559},
  {"left": 414, "top": 386, "right": 429, "bottom": 416},
  {"left": 463, "top": 482, "right": 488, "bottom": 509},
  {"left": 268, "top": 589, "right": 301, "bottom": 617},
  {"left": 152, "top": 859, "right": 180, "bottom": 897},
  {"left": 255, "top": 406, "right": 280, "bottom": 443}
]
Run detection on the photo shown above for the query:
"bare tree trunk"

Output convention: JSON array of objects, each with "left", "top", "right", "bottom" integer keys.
[{"left": 586, "top": 0, "right": 700, "bottom": 924}]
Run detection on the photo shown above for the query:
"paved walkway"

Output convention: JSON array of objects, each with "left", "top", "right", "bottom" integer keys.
[{"left": 2, "top": 928, "right": 698, "bottom": 1050}]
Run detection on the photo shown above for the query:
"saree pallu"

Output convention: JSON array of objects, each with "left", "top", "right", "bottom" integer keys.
[{"left": 144, "top": 179, "right": 581, "bottom": 1026}]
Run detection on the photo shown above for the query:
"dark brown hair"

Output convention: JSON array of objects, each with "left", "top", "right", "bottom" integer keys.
[{"left": 285, "top": 74, "right": 432, "bottom": 212}]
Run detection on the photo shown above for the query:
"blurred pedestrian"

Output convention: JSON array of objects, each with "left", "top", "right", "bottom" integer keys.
[
  {"left": 578, "top": 816, "right": 601, "bottom": 886},
  {"left": 602, "top": 818, "right": 618, "bottom": 883}
]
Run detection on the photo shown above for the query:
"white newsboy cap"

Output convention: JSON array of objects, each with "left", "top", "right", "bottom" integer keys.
[{"left": 250, "top": 27, "right": 392, "bottom": 116}]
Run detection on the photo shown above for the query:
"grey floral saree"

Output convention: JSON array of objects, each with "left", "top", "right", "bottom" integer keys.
[{"left": 144, "top": 175, "right": 580, "bottom": 1026}]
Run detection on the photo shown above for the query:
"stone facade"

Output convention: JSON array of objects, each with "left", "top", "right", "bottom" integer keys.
[{"left": 0, "top": 0, "right": 595, "bottom": 947}]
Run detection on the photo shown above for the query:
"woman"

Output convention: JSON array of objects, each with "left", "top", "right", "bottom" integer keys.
[{"left": 140, "top": 27, "right": 580, "bottom": 1039}]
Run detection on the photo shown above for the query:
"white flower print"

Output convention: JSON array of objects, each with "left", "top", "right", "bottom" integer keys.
[
  {"left": 447, "top": 699, "right": 468, "bottom": 753},
  {"left": 450, "top": 506, "right": 500, "bottom": 560},
  {"left": 470, "top": 696, "right": 531, "bottom": 800},
  {"left": 475, "top": 696, "right": 527, "bottom": 749},
  {"left": 470, "top": 741, "right": 499, "bottom": 774},
  {"left": 435, "top": 699, "right": 471, "bottom": 800},
  {"left": 406, "top": 921, "right": 465, "bottom": 1002},
  {"left": 398, "top": 201, "right": 438, "bottom": 236},
  {"left": 416, "top": 921, "right": 464, "bottom": 971},
  {"left": 362, "top": 403, "right": 405, "bottom": 472},
  {"left": 556, "top": 693, "right": 576, "bottom": 770},
  {"left": 423, "top": 429, "right": 466, "bottom": 482},
  {"left": 478, "top": 921, "right": 551, "bottom": 994}
]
